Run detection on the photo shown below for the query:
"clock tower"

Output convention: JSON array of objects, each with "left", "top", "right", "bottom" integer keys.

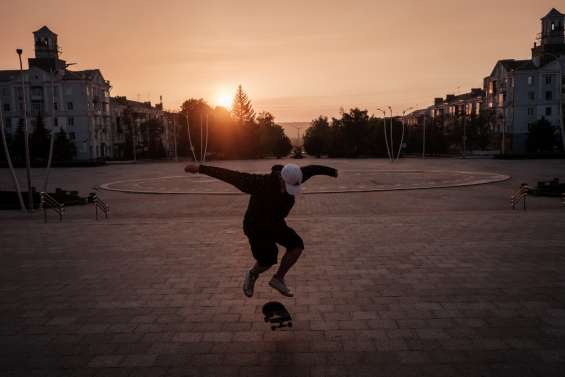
[{"left": 28, "top": 26, "right": 67, "bottom": 72}]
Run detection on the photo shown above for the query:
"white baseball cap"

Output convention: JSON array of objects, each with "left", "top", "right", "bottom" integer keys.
[{"left": 281, "top": 164, "right": 303, "bottom": 195}]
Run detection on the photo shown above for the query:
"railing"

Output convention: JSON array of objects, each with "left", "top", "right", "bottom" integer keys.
[
  {"left": 40, "top": 192, "right": 64, "bottom": 223},
  {"left": 511, "top": 183, "right": 528, "bottom": 210},
  {"left": 90, "top": 193, "right": 110, "bottom": 220}
]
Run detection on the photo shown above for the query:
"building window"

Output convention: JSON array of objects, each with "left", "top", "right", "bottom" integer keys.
[
  {"left": 54, "top": 102, "right": 58, "bottom": 110},
  {"left": 546, "top": 107, "right": 552, "bottom": 116},
  {"left": 5, "top": 118, "right": 11, "bottom": 129},
  {"left": 546, "top": 91, "right": 553, "bottom": 101},
  {"left": 31, "top": 102, "right": 42, "bottom": 114},
  {"left": 489, "top": 81, "right": 497, "bottom": 94},
  {"left": 67, "top": 102, "right": 73, "bottom": 110},
  {"left": 68, "top": 117, "right": 74, "bottom": 126},
  {"left": 527, "top": 108, "right": 534, "bottom": 116},
  {"left": 546, "top": 75, "right": 552, "bottom": 85},
  {"left": 528, "top": 92, "right": 535, "bottom": 101},
  {"left": 3, "top": 103, "right": 9, "bottom": 111},
  {"left": 528, "top": 76, "right": 533, "bottom": 85},
  {"left": 1, "top": 88, "right": 9, "bottom": 96}
]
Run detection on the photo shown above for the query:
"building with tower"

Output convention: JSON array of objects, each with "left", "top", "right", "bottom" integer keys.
[
  {"left": 483, "top": 8, "right": 564, "bottom": 153},
  {"left": 406, "top": 8, "right": 565, "bottom": 154},
  {"left": 0, "top": 26, "right": 113, "bottom": 160}
]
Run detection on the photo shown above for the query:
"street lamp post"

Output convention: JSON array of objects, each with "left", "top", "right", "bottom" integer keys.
[
  {"left": 291, "top": 126, "right": 304, "bottom": 148},
  {"left": 463, "top": 113, "right": 467, "bottom": 158},
  {"left": 133, "top": 118, "right": 138, "bottom": 162},
  {"left": 397, "top": 107, "right": 413, "bottom": 161},
  {"left": 17, "top": 49, "right": 33, "bottom": 212},
  {"left": 388, "top": 106, "right": 394, "bottom": 161},
  {"left": 172, "top": 113, "right": 178, "bottom": 161},
  {"left": 422, "top": 110, "right": 427, "bottom": 159},
  {"left": 377, "top": 108, "right": 392, "bottom": 161}
]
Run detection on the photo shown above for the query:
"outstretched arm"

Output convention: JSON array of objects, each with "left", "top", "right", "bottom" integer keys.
[
  {"left": 301, "top": 165, "right": 338, "bottom": 184},
  {"left": 185, "top": 164, "right": 268, "bottom": 194}
]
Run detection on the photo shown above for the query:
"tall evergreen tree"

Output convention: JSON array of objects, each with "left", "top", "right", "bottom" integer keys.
[
  {"left": 12, "top": 123, "right": 26, "bottom": 163},
  {"left": 30, "top": 116, "right": 50, "bottom": 161},
  {"left": 53, "top": 129, "right": 76, "bottom": 161},
  {"left": 304, "top": 116, "right": 331, "bottom": 157},
  {"left": 231, "top": 85, "right": 255, "bottom": 124},
  {"left": 528, "top": 117, "right": 558, "bottom": 152}
]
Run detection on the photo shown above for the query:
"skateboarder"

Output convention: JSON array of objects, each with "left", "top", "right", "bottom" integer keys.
[{"left": 184, "top": 163, "right": 338, "bottom": 297}]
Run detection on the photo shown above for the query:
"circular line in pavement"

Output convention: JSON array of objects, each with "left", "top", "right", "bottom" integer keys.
[{"left": 97, "top": 170, "right": 511, "bottom": 195}]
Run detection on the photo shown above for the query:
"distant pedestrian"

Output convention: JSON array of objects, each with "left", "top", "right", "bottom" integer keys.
[{"left": 184, "top": 163, "right": 338, "bottom": 297}]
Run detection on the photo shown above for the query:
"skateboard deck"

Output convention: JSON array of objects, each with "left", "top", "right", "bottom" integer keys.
[{"left": 262, "top": 301, "right": 292, "bottom": 330}]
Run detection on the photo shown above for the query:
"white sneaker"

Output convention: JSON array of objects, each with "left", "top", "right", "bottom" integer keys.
[
  {"left": 269, "top": 276, "right": 294, "bottom": 297},
  {"left": 243, "top": 270, "right": 259, "bottom": 298}
]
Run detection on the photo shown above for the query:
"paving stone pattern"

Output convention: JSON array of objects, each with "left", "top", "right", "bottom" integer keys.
[{"left": 1, "top": 158, "right": 565, "bottom": 376}]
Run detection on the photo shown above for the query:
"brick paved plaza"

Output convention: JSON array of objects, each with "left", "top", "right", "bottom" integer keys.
[{"left": 1, "top": 158, "right": 565, "bottom": 377}]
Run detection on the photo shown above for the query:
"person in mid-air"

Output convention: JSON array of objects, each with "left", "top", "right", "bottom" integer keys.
[{"left": 184, "top": 163, "right": 338, "bottom": 297}]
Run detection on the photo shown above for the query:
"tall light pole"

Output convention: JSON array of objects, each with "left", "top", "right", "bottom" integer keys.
[
  {"left": 17, "top": 49, "right": 33, "bottom": 212},
  {"left": 463, "top": 112, "right": 467, "bottom": 157},
  {"left": 291, "top": 125, "right": 304, "bottom": 147},
  {"left": 388, "top": 106, "right": 394, "bottom": 162},
  {"left": 422, "top": 109, "right": 427, "bottom": 159},
  {"left": 172, "top": 113, "right": 178, "bottom": 161},
  {"left": 133, "top": 118, "right": 138, "bottom": 162},
  {"left": 377, "top": 108, "right": 392, "bottom": 161},
  {"left": 397, "top": 107, "right": 413, "bottom": 161}
]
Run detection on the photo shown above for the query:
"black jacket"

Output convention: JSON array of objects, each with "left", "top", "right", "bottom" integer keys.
[{"left": 198, "top": 164, "right": 337, "bottom": 226}]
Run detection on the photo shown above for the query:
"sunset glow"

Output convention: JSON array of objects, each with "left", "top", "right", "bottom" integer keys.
[
  {"left": 216, "top": 92, "right": 233, "bottom": 109},
  {"left": 0, "top": 0, "right": 560, "bottom": 121}
]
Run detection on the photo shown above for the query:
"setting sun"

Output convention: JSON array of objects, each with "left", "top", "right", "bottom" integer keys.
[{"left": 216, "top": 92, "right": 233, "bottom": 109}]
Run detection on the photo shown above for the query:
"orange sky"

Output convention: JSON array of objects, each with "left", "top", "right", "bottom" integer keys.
[{"left": 0, "top": 1, "right": 559, "bottom": 121}]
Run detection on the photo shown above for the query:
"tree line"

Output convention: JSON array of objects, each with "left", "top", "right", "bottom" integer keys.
[
  {"left": 303, "top": 108, "right": 562, "bottom": 157},
  {"left": 172, "top": 85, "right": 292, "bottom": 160},
  {"left": 0, "top": 116, "right": 76, "bottom": 165}
]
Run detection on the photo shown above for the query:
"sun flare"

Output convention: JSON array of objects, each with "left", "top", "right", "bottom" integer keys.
[{"left": 216, "top": 92, "right": 232, "bottom": 109}]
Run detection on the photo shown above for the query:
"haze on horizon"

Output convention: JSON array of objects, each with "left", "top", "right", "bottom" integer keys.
[{"left": 0, "top": 0, "right": 558, "bottom": 122}]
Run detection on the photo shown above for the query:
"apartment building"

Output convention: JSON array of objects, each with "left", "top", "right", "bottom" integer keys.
[{"left": 0, "top": 26, "right": 112, "bottom": 160}]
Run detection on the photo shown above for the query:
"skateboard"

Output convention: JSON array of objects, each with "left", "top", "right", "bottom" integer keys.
[{"left": 262, "top": 301, "right": 292, "bottom": 330}]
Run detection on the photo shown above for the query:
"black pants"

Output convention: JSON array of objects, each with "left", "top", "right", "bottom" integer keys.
[{"left": 243, "top": 221, "right": 304, "bottom": 267}]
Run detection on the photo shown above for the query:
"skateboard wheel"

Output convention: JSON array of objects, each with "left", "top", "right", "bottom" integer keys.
[{"left": 271, "top": 326, "right": 276, "bottom": 331}]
